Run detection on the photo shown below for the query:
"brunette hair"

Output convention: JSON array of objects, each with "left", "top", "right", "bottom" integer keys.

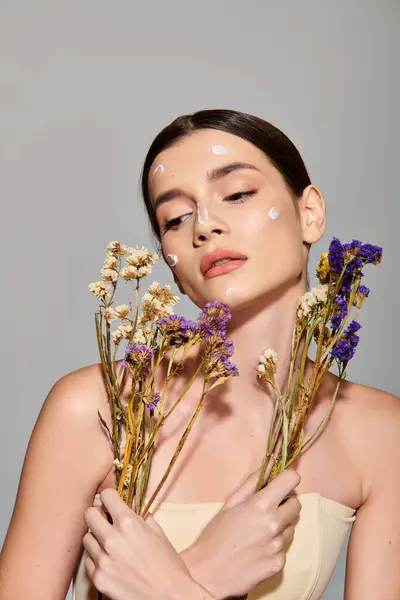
[{"left": 140, "top": 108, "right": 312, "bottom": 243}]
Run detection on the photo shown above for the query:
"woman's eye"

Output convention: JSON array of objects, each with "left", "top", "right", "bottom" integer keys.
[
  {"left": 162, "top": 213, "right": 191, "bottom": 233},
  {"left": 225, "top": 190, "right": 257, "bottom": 203}
]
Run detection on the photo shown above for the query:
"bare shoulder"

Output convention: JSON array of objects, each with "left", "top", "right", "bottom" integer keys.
[
  {"left": 333, "top": 375, "right": 400, "bottom": 501},
  {"left": 0, "top": 361, "right": 114, "bottom": 599}
]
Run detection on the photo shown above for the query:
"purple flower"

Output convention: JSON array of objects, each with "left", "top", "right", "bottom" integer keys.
[
  {"left": 330, "top": 296, "right": 348, "bottom": 329},
  {"left": 198, "top": 302, "right": 232, "bottom": 333},
  {"left": 220, "top": 356, "right": 239, "bottom": 377},
  {"left": 156, "top": 315, "right": 199, "bottom": 345},
  {"left": 328, "top": 237, "right": 345, "bottom": 274},
  {"left": 330, "top": 320, "right": 362, "bottom": 363},
  {"left": 346, "top": 320, "right": 362, "bottom": 335},
  {"left": 330, "top": 337, "right": 359, "bottom": 362},
  {"left": 123, "top": 343, "right": 153, "bottom": 371},
  {"left": 145, "top": 392, "right": 161, "bottom": 411},
  {"left": 358, "top": 285, "right": 370, "bottom": 298},
  {"left": 359, "top": 243, "right": 383, "bottom": 265}
]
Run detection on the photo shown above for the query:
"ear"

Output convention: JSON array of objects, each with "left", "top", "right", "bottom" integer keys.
[{"left": 298, "top": 184, "right": 326, "bottom": 244}]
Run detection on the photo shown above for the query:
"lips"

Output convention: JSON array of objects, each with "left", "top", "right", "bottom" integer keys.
[{"left": 200, "top": 249, "right": 247, "bottom": 279}]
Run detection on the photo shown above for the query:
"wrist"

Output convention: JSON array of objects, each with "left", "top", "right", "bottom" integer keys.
[{"left": 180, "top": 542, "right": 221, "bottom": 599}]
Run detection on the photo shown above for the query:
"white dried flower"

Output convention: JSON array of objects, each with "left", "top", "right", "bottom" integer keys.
[
  {"left": 133, "top": 326, "right": 152, "bottom": 344},
  {"left": 120, "top": 265, "right": 152, "bottom": 280},
  {"left": 114, "top": 304, "right": 130, "bottom": 318},
  {"left": 103, "top": 255, "right": 118, "bottom": 269},
  {"left": 126, "top": 246, "right": 158, "bottom": 268},
  {"left": 88, "top": 280, "right": 111, "bottom": 300},
  {"left": 100, "top": 267, "right": 118, "bottom": 282},
  {"left": 104, "top": 307, "right": 118, "bottom": 322},
  {"left": 106, "top": 241, "right": 130, "bottom": 257},
  {"left": 113, "top": 459, "right": 124, "bottom": 471},
  {"left": 262, "top": 349, "right": 278, "bottom": 364},
  {"left": 297, "top": 284, "right": 329, "bottom": 321},
  {"left": 112, "top": 328, "right": 124, "bottom": 343},
  {"left": 314, "top": 283, "right": 328, "bottom": 303},
  {"left": 119, "top": 322, "right": 133, "bottom": 338}
]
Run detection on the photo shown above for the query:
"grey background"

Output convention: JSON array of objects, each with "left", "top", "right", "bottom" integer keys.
[{"left": 1, "top": 2, "right": 398, "bottom": 598}]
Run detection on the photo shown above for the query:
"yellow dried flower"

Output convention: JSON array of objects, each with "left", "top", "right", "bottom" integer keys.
[{"left": 316, "top": 252, "right": 330, "bottom": 283}]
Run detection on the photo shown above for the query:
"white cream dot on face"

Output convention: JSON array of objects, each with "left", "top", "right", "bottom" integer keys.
[
  {"left": 166, "top": 253, "right": 178, "bottom": 267},
  {"left": 268, "top": 206, "right": 280, "bottom": 220},
  {"left": 152, "top": 164, "right": 164, "bottom": 177},
  {"left": 212, "top": 144, "right": 231, "bottom": 155},
  {"left": 226, "top": 287, "right": 238, "bottom": 297},
  {"left": 196, "top": 202, "right": 209, "bottom": 224}
]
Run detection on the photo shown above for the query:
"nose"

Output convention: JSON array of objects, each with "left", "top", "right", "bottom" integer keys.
[{"left": 193, "top": 204, "right": 229, "bottom": 246}]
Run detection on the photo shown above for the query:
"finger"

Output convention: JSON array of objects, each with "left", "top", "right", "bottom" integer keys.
[
  {"left": 84, "top": 554, "right": 96, "bottom": 582},
  {"left": 281, "top": 524, "right": 295, "bottom": 549},
  {"left": 224, "top": 456, "right": 275, "bottom": 510},
  {"left": 277, "top": 495, "right": 302, "bottom": 528},
  {"left": 84, "top": 506, "right": 113, "bottom": 547},
  {"left": 82, "top": 531, "right": 103, "bottom": 563},
  {"left": 258, "top": 469, "right": 301, "bottom": 509},
  {"left": 99, "top": 488, "right": 130, "bottom": 524}
]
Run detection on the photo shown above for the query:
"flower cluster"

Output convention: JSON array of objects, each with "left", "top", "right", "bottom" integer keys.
[
  {"left": 121, "top": 246, "right": 158, "bottom": 280},
  {"left": 297, "top": 284, "right": 329, "bottom": 321},
  {"left": 331, "top": 320, "right": 362, "bottom": 362},
  {"left": 253, "top": 236, "right": 383, "bottom": 508},
  {"left": 256, "top": 349, "right": 278, "bottom": 384},
  {"left": 325, "top": 237, "right": 382, "bottom": 297},
  {"left": 89, "top": 241, "right": 239, "bottom": 522},
  {"left": 156, "top": 314, "right": 199, "bottom": 345},
  {"left": 122, "top": 343, "right": 154, "bottom": 377},
  {"left": 200, "top": 303, "right": 239, "bottom": 381},
  {"left": 139, "top": 282, "right": 179, "bottom": 325}
]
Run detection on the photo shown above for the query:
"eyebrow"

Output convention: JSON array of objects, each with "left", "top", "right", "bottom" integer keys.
[{"left": 153, "top": 162, "right": 261, "bottom": 211}]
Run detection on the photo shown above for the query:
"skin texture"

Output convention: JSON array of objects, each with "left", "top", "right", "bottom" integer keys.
[{"left": 1, "top": 129, "right": 399, "bottom": 600}]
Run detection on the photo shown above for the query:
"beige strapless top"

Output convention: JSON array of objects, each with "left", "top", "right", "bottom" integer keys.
[{"left": 73, "top": 492, "right": 356, "bottom": 600}]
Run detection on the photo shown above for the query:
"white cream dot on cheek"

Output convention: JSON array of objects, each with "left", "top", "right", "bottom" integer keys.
[
  {"left": 212, "top": 144, "right": 231, "bottom": 155},
  {"left": 226, "top": 287, "right": 238, "bottom": 297},
  {"left": 152, "top": 164, "right": 164, "bottom": 177},
  {"left": 268, "top": 206, "right": 280, "bottom": 220},
  {"left": 166, "top": 253, "right": 178, "bottom": 267}
]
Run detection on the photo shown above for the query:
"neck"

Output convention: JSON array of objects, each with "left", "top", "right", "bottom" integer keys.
[{"left": 225, "top": 280, "right": 307, "bottom": 394}]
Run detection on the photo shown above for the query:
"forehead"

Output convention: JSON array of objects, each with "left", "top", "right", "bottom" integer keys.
[{"left": 148, "top": 129, "right": 275, "bottom": 198}]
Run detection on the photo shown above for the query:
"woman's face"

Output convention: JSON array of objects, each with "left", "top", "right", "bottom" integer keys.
[{"left": 148, "top": 129, "right": 321, "bottom": 310}]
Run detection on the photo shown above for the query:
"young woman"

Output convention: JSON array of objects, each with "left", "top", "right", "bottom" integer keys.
[{"left": 1, "top": 109, "right": 399, "bottom": 600}]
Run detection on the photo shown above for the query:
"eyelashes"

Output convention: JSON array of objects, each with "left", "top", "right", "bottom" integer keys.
[{"left": 161, "top": 189, "right": 257, "bottom": 233}]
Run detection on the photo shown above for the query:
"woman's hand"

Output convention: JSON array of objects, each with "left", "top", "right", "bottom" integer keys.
[
  {"left": 181, "top": 464, "right": 301, "bottom": 599},
  {"left": 83, "top": 488, "right": 216, "bottom": 600}
]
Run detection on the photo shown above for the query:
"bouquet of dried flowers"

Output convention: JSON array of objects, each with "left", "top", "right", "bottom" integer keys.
[
  {"left": 233, "top": 238, "right": 382, "bottom": 600},
  {"left": 88, "top": 242, "right": 239, "bottom": 521}
]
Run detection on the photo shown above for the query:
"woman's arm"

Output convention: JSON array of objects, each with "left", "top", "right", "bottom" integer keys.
[
  {"left": 0, "top": 365, "right": 113, "bottom": 600},
  {"left": 344, "top": 389, "right": 400, "bottom": 599},
  {"left": 83, "top": 488, "right": 217, "bottom": 600}
]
